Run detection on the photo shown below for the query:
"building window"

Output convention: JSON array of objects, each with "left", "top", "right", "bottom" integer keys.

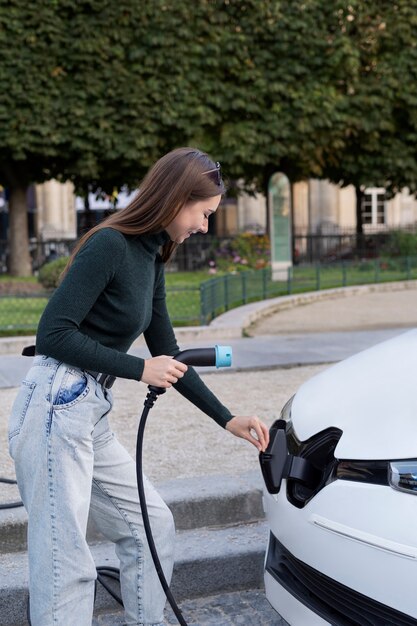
[{"left": 362, "top": 187, "right": 386, "bottom": 225}]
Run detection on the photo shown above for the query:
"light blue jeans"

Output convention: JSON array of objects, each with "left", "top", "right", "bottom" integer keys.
[{"left": 8, "top": 355, "right": 175, "bottom": 626}]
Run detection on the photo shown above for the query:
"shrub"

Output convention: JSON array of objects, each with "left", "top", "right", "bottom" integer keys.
[
  {"left": 38, "top": 256, "right": 69, "bottom": 289},
  {"left": 380, "top": 230, "right": 417, "bottom": 257},
  {"left": 209, "top": 233, "right": 270, "bottom": 273}
]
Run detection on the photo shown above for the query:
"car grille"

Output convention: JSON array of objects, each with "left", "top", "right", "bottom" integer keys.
[{"left": 266, "top": 532, "right": 417, "bottom": 626}]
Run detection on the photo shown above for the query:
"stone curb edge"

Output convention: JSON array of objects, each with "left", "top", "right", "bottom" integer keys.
[{"left": 0, "top": 471, "right": 264, "bottom": 553}]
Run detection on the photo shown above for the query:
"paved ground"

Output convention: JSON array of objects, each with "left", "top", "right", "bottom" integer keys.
[
  {"left": 94, "top": 589, "right": 286, "bottom": 625},
  {"left": 250, "top": 287, "right": 417, "bottom": 335}
]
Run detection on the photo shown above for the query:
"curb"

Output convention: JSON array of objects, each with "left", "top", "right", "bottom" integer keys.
[
  {"left": 1, "top": 280, "right": 417, "bottom": 355},
  {"left": 0, "top": 521, "right": 268, "bottom": 626},
  {"left": 0, "top": 472, "right": 267, "bottom": 626},
  {"left": 208, "top": 279, "right": 417, "bottom": 338},
  {"left": 0, "top": 472, "right": 264, "bottom": 553}
]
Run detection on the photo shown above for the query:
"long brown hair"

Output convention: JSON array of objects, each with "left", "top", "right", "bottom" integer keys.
[{"left": 64, "top": 147, "right": 225, "bottom": 273}]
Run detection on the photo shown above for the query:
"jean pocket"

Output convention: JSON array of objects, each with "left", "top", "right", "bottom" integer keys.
[
  {"left": 8, "top": 380, "right": 36, "bottom": 441},
  {"left": 53, "top": 368, "right": 89, "bottom": 409}
]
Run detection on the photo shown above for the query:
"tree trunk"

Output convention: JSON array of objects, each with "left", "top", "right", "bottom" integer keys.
[
  {"left": 8, "top": 185, "right": 32, "bottom": 276},
  {"left": 84, "top": 187, "right": 96, "bottom": 231},
  {"left": 355, "top": 185, "right": 364, "bottom": 258}
]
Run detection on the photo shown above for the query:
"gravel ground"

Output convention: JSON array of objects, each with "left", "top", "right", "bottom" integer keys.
[{"left": 0, "top": 364, "right": 327, "bottom": 503}]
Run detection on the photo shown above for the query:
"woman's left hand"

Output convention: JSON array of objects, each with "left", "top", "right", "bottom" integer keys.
[{"left": 225, "top": 415, "right": 270, "bottom": 453}]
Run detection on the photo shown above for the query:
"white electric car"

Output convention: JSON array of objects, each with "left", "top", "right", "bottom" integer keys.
[{"left": 260, "top": 329, "right": 417, "bottom": 625}]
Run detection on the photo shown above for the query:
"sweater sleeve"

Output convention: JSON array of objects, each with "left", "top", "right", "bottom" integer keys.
[
  {"left": 36, "top": 229, "right": 146, "bottom": 380},
  {"left": 144, "top": 263, "right": 233, "bottom": 428}
]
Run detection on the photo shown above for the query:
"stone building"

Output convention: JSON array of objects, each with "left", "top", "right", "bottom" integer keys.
[
  {"left": 2, "top": 177, "right": 417, "bottom": 269},
  {"left": 236, "top": 180, "right": 417, "bottom": 236}
]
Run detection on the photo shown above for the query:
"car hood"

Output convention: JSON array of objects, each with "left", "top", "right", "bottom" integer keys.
[{"left": 291, "top": 329, "right": 417, "bottom": 459}]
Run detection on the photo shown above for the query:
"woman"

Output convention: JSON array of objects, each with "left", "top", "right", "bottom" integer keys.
[{"left": 8, "top": 147, "right": 269, "bottom": 626}]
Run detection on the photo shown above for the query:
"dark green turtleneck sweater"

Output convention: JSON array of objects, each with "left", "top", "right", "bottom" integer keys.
[{"left": 36, "top": 227, "right": 233, "bottom": 428}]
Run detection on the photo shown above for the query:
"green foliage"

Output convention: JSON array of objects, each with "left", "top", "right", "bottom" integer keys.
[
  {"left": 380, "top": 230, "right": 417, "bottom": 257},
  {"left": 2, "top": 1, "right": 417, "bottom": 273},
  {"left": 322, "top": 2, "right": 417, "bottom": 196},
  {"left": 4, "top": 0, "right": 416, "bottom": 194},
  {"left": 38, "top": 257, "right": 69, "bottom": 289},
  {"left": 210, "top": 233, "right": 270, "bottom": 272}
]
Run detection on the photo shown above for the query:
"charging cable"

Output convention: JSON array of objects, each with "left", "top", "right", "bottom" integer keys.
[
  {"left": 0, "top": 477, "right": 24, "bottom": 510},
  {"left": 136, "top": 346, "right": 232, "bottom": 625},
  {"left": 13, "top": 345, "right": 232, "bottom": 625}
]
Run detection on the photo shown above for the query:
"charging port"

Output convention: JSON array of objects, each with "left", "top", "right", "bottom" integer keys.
[{"left": 260, "top": 420, "right": 321, "bottom": 495}]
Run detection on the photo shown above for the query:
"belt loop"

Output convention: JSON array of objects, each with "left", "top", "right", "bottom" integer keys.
[
  {"left": 86, "top": 370, "right": 116, "bottom": 389},
  {"left": 97, "top": 373, "right": 115, "bottom": 389}
]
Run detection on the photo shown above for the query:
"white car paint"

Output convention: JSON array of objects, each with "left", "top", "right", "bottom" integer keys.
[
  {"left": 263, "top": 330, "right": 417, "bottom": 623},
  {"left": 291, "top": 329, "right": 417, "bottom": 459}
]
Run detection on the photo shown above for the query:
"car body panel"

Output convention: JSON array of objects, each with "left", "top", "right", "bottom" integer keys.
[
  {"left": 291, "top": 329, "right": 417, "bottom": 459},
  {"left": 263, "top": 479, "right": 417, "bottom": 619}
]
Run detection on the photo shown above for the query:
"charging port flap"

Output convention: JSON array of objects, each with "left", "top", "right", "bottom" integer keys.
[{"left": 259, "top": 420, "right": 319, "bottom": 494}]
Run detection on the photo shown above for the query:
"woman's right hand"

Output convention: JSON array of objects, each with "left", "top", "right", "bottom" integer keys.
[{"left": 141, "top": 355, "right": 188, "bottom": 388}]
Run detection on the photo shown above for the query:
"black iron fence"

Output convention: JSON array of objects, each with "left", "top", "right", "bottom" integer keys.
[
  {"left": 293, "top": 228, "right": 417, "bottom": 264},
  {"left": 1, "top": 228, "right": 416, "bottom": 274},
  {"left": 0, "top": 239, "right": 76, "bottom": 274},
  {"left": 0, "top": 236, "right": 215, "bottom": 274},
  {"left": 199, "top": 256, "right": 417, "bottom": 323},
  {"left": 169, "top": 234, "right": 216, "bottom": 271}
]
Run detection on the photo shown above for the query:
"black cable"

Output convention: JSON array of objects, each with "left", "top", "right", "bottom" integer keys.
[
  {"left": 96, "top": 566, "right": 124, "bottom": 606},
  {"left": 0, "top": 477, "right": 23, "bottom": 509},
  {"left": 136, "top": 387, "right": 188, "bottom": 626}
]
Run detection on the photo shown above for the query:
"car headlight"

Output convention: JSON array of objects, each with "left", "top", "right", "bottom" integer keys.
[
  {"left": 389, "top": 461, "right": 417, "bottom": 494},
  {"left": 336, "top": 459, "right": 417, "bottom": 495}
]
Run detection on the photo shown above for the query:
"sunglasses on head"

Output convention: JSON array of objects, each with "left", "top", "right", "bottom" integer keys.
[{"left": 203, "top": 162, "right": 222, "bottom": 187}]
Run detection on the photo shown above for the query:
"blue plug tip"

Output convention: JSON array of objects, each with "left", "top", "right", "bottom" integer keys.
[{"left": 215, "top": 345, "right": 232, "bottom": 368}]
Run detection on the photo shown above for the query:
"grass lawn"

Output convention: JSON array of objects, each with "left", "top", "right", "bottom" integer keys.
[
  {"left": 165, "top": 270, "right": 226, "bottom": 325},
  {"left": 0, "top": 295, "right": 49, "bottom": 336},
  {"left": 0, "top": 272, "right": 219, "bottom": 334},
  {"left": 165, "top": 270, "right": 220, "bottom": 287},
  {"left": 0, "top": 275, "right": 39, "bottom": 283},
  {"left": 0, "top": 259, "right": 416, "bottom": 334}
]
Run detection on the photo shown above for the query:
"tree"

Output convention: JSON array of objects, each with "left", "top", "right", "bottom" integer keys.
[
  {"left": 3, "top": 1, "right": 416, "bottom": 275},
  {"left": 1, "top": 1, "right": 293, "bottom": 273},
  {"left": 196, "top": 0, "right": 363, "bottom": 236},
  {"left": 0, "top": 1, "right": 173, "bottom": 274},
  {"left": 184, "top": 1, "right": 355, "bottom": 189},
  {"left": 321, "top": 1, "right": 417, "bottom": 237},
  {"left": 209, "top": 0, "right": 417, "bottom": 243}
]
